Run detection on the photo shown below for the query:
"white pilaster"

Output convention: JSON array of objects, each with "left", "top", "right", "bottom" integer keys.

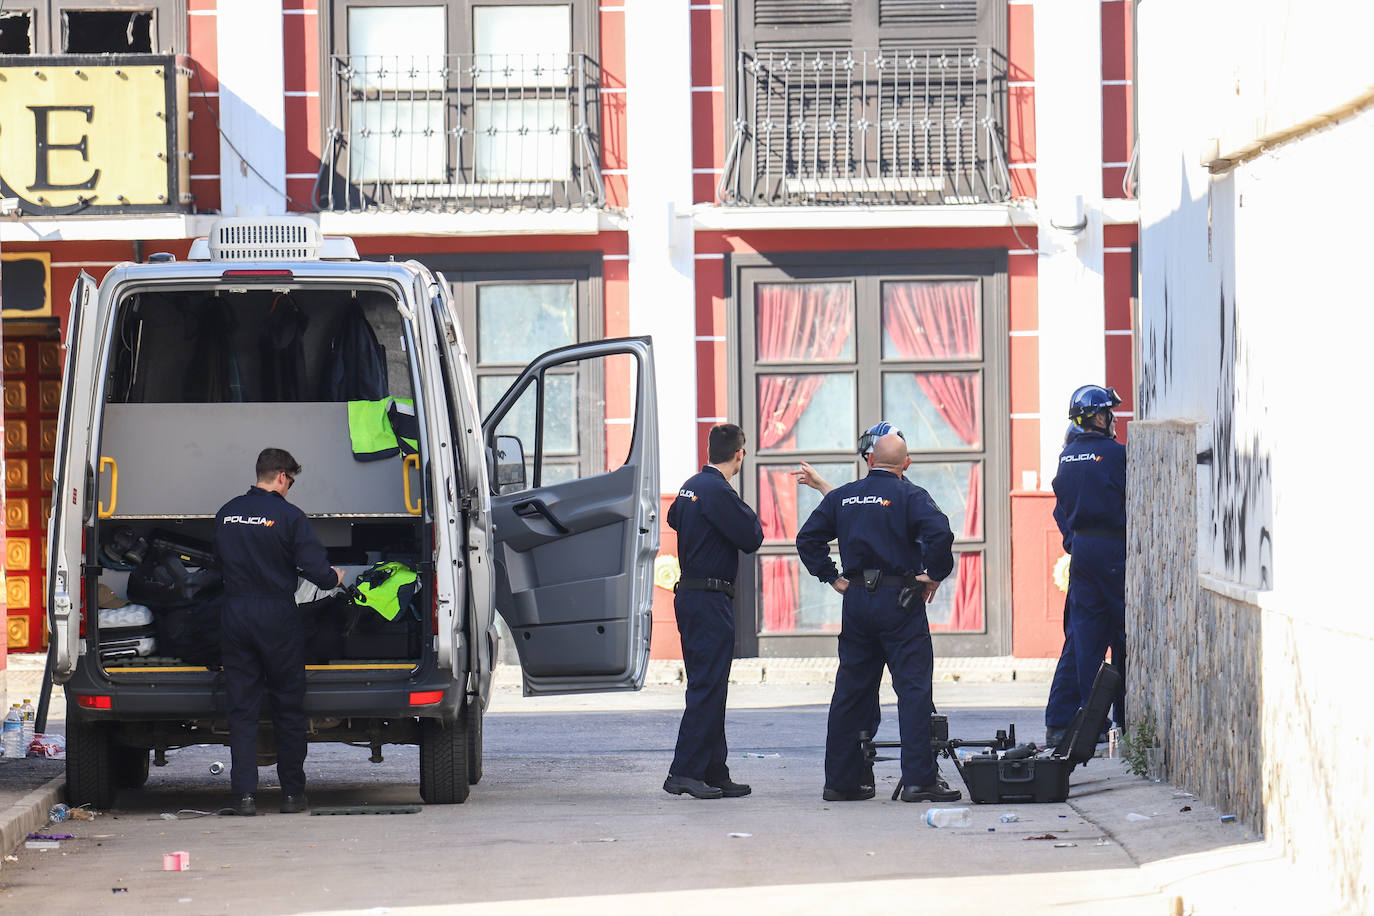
[
  {"left": 624, "top": 1, "right": 697, "bottom": 492},
  {"left": 1033, "top": 0, "right": 1106, "bottom": 485},
  {"left": 217, "top": 1, "right": 287, "bottom": 216}
]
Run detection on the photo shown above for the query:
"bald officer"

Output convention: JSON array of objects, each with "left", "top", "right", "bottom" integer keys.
[{"left": 797, "top": 433, "right": 961, "bottom": 803}]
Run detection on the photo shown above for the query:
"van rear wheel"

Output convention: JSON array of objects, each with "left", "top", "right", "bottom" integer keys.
[
  {"left": 66, "top": 710, "right": 117, "bottom": 809},
  {"left": 418, "top": 715, "right": 470, "bottom": 804},
  {"left": 114, "top": 746, "right": 151, "bottom": 789}
]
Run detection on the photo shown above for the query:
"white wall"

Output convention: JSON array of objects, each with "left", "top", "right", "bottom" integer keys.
[
  {"left": 1138, "top": 1, "right": 1374, "bottom": 906},
  {"left": 216, "top": 1, "right": 286, "bottom": 216},
  {"left": 624, "top": 1, "right": 697, "bottom": 492},
  {"left": 1032, "top": 0, "right": 1105, "bottom": 485}
]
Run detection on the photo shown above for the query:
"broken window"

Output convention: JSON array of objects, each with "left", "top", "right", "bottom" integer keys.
[
  {"left": 0, "top": 11, "right": 34, "bottom": 54},
  {"left": 62, "top": 9, "right": 154, "bottom": 53}
]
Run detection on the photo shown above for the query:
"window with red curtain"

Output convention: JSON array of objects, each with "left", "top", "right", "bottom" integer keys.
[
  {"left": 881, "top": 280, "right": 984, "bottom": 632},
  {"left": 754, "top": 282, "right": 854, "bottom": 632}
]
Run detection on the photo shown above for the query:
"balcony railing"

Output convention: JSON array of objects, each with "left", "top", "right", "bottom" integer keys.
[
  {"left": 320, "top": 52, "right": 603, "bottom": 213},
  {"left": 719, "top": 47, "right": 1011, "bottom": 207}
]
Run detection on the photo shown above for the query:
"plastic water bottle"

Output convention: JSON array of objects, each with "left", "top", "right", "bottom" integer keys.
[
  {"left": 2, "top": 705, "right": 22, "bottom": 758},
  {"left": 924, "top": 807, "right": 972, "bottom": 828},
  {"left": 19, "top": 698, "right": 35, "bottom": 749},
  {"left": 48, "top": 803, "right": 71, "bottom": 824}
]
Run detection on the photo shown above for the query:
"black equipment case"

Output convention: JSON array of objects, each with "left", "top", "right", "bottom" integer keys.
[
  {"left": 860, "top": 661, "right": 1123, "bottom": 804},
  {"left": 954, "top": 661, "right": 1122, "bottom": 804}
]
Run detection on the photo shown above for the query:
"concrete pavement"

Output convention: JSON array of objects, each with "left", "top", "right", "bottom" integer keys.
[{"left": 0, "top": 661, "right": 1352, "bottom": 911}]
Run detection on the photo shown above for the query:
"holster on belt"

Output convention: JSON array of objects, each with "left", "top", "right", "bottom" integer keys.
[{"left": 861, "top": 569, "right": 883, "bottom": 593}]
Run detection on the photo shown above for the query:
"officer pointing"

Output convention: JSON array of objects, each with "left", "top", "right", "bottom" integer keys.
[
  {"left": 215, "top": 448, "right": 342, "bottom": 816},
  {"left": 664, "top": 424, "right": 763, "bottom": 800},
  {"left": 797, "top": 433, "right": 961, "bottom": 803},
  {"left": 1044, "top": 386, "right": 1127, "bottom": 746}
]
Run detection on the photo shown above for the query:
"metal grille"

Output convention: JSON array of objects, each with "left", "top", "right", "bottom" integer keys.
[
  {"left": 720, "top": 46, "right": 1009, "bottom": 206},
  {"left": 321, "top": 52, "right": 604, "bottom": 213},
  {"left": 208, "top": 218, "right": 323, "bottom": 261}
]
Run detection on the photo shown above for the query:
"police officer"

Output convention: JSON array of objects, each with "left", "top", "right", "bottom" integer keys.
[
  {"left": 215, "top": 448, "right": 342, "bottom": 816},
  {"left": 797, "top": 433, "right": 961, "bottom": 803},
  {"left": 664, "top": 423, "right": 763, "bottom": 800},
  {"left": 1044, "top": 386, "right": 1127, "bottom": 746}
]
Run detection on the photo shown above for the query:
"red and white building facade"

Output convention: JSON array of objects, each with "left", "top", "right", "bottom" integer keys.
[{"left": 0, "top": 0, "right": 1136, "bottom": 664}]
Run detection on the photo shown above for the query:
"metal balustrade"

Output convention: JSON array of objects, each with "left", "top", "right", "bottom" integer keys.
[
  {"left": 719, "top": 47, "right": 1011, "bottom": 207},
  {"left": 320, "top": 52, "right": 604, "bottom": 213}
]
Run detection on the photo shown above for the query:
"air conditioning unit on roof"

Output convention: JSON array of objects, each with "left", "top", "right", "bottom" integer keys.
[{"left": 207, "top": 216, "right": 323, "bottom": 261}]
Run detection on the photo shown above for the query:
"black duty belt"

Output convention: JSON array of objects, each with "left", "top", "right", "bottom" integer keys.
[
  {"left": 1074, "top": 526, "right": 1127, "bottom": 541},
  {"left": 675, "top": 577, "right": 735, "bottom": 598},
  {"left": 845, "top": 569, "right": 919, "bottom": 592}
]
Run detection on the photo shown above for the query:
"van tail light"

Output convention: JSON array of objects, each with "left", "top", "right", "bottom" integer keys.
[
  {"left": 409, "top": 690, "right": 444, "bottom": 707},
  {"left": 221, "top": 269, "right": 294, "bottom": 280},
  {"left": 77, "top": 694, "right": 113, "bottom": 710}
]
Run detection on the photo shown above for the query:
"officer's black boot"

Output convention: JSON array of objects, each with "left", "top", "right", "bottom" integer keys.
[{"left": 233, "top": 794, "right": 257, "bottom": 816}]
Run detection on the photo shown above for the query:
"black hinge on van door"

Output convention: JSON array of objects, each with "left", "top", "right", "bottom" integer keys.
[
  {"left": 81, "top": 564, "right": 103, "bottom": 578},
  {"left": 414, "top": 561, "right": 436, "bottom": 575}
]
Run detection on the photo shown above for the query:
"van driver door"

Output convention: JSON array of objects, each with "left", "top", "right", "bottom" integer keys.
[
  {"left": 47, "top": 272, "right": 100, "bottom": 679},
  {"left": 482, "top": 337, "right": 658, "bottom": 695}
]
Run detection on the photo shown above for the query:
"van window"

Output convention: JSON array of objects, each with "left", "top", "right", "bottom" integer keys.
[{"left": 107, "top": 290, "right": 414, "bottom": 405}]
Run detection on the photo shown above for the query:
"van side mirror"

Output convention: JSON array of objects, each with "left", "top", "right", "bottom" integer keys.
[{"left": 493, "top": 435, "right": 527, "bottom": 490}]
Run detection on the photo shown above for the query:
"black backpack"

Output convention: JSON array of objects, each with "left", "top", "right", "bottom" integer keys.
[{"left": 127, "top": 537, "right": 223, "bottom": 609}]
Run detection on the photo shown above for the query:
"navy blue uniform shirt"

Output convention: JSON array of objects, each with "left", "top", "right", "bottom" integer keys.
[
  {"left": 667, "top": 465, "right": 763, "bottom": 581},
  {"left": 1052, "top": 429, "right": 1127, "bottom": 550},
  {"left": 214, "top": 487, "right": 337, "bottom": 599},
  {"left": 796, "top": 469, "right": 955, "bottom": 584}
]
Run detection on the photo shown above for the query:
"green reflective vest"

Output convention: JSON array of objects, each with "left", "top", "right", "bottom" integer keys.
[
  {"left": 347, "top": 397, "right": 417, "bottom": 462},
  {"left": 352, "top": 561, "right": 418, "bottom": 622}
]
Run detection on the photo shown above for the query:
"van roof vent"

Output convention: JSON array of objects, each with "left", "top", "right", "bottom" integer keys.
[{"left": 207, "top": 216, "right": 323, "bottom": 261}]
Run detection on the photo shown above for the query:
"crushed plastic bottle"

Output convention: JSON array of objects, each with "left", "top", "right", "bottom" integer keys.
[
  {"left": 19, "top": 699, "right": 35, "bottom": 750},
  {"left": 48, "top": 803, "right": 71, "bottom": 824},
  {"left": 999, "top": 813, "right": 1019, "bottom": 823},
  {"left": 1, "top": 705, "right": 22, "bottom": 758},
  {"left": 924, "top": 807, "right": 972, "bottom": 828}
]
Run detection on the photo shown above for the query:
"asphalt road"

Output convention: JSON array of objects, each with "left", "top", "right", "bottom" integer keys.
[{"left": 0, "top": 683, "right": 1303, "bottom": 915}]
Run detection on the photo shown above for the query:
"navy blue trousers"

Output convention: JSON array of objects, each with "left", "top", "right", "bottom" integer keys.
[
  {"left": 221, "top": 596, "right": 307, "bottom": 796},
  {"left": 1045, "top": 537, "right": 1127, "bottom": 729},
  {"left": 670, "top": 590, "right": 734, "bottom": 782},
  {"left": 826, "top": 586, "right": 937, "bottom": 790}
]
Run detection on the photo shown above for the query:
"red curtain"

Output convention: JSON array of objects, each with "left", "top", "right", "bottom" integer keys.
[
  {"left": 882, "top": 281, "right": 984, "bottom": 631},
  {"left": 756, "top": 283, "right": 852, "bottom": 632}
]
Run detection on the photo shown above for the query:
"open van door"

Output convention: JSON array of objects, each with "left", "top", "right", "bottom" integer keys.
[
  {"left": 483, "top": 337, "right": 658, "bottom": 695},
  {"left": 47, "top": 272, "right": 100, "bottom": 680}
]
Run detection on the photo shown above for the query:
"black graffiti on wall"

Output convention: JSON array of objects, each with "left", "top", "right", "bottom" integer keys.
[
  {"left": 1137, "top": 283, "right": 1172, "bottom": 418},
  {"left": 1210, "top": 287, "right": 1273, "bottom": 588}
]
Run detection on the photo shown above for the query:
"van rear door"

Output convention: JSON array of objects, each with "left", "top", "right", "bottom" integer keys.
[
  {"left": 47, "top": 272, "right": 100, "bottom": 679},
  {"left": 483, "top": 338, "right": 658, "bottom": 695}
]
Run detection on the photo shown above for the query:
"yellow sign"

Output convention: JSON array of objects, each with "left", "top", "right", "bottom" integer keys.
[{"left": 0, "top": 57, "right": 189, "bottom": 215}]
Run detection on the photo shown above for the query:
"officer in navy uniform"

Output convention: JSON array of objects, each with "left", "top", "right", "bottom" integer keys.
[
  {"left": 215, "top": 448, "right": 342, "bottom": 816},
  {"left": 797, "top": 433, "right": 962, "bottom": 803},
  {"left": 1044, "top": 386, "right": 1128, "bottom": 746},
  {"left": 664, "top": 424, "right": 763, "bottom": 800}
]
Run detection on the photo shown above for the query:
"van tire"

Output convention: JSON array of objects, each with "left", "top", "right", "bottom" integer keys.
[
  {"left": 114, "top": 746, "right": 151, "bottom": 789},
  {"left": 418, "top": 716, "right": 470, "bottom": 804},
  {"left": 65, "top": 710, "right": 117, "bottom": 809},
  {"left": 466, "top": 701, "right": 483, "bottom": 785}
]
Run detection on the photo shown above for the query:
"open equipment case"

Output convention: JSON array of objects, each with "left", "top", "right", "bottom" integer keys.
[{"left": 861, "top": 661, "right": 1123, "bottom": 804}]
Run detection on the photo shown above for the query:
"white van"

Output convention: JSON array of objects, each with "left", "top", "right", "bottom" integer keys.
[{"left": 46, "top": 217, "right": 659, "bottom": 807}]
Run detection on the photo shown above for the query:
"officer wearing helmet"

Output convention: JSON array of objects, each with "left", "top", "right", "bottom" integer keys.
[
  {"left": 1044, "top": 386, "right": 1128, "bottom": 746},
  {"left": 796, "top": 430, "right": 960, "bottom": 804}
]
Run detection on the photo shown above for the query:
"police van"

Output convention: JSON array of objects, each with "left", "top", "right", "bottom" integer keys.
[{"left": 46, "top": 216, "right": 659, "bottom": 807}]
